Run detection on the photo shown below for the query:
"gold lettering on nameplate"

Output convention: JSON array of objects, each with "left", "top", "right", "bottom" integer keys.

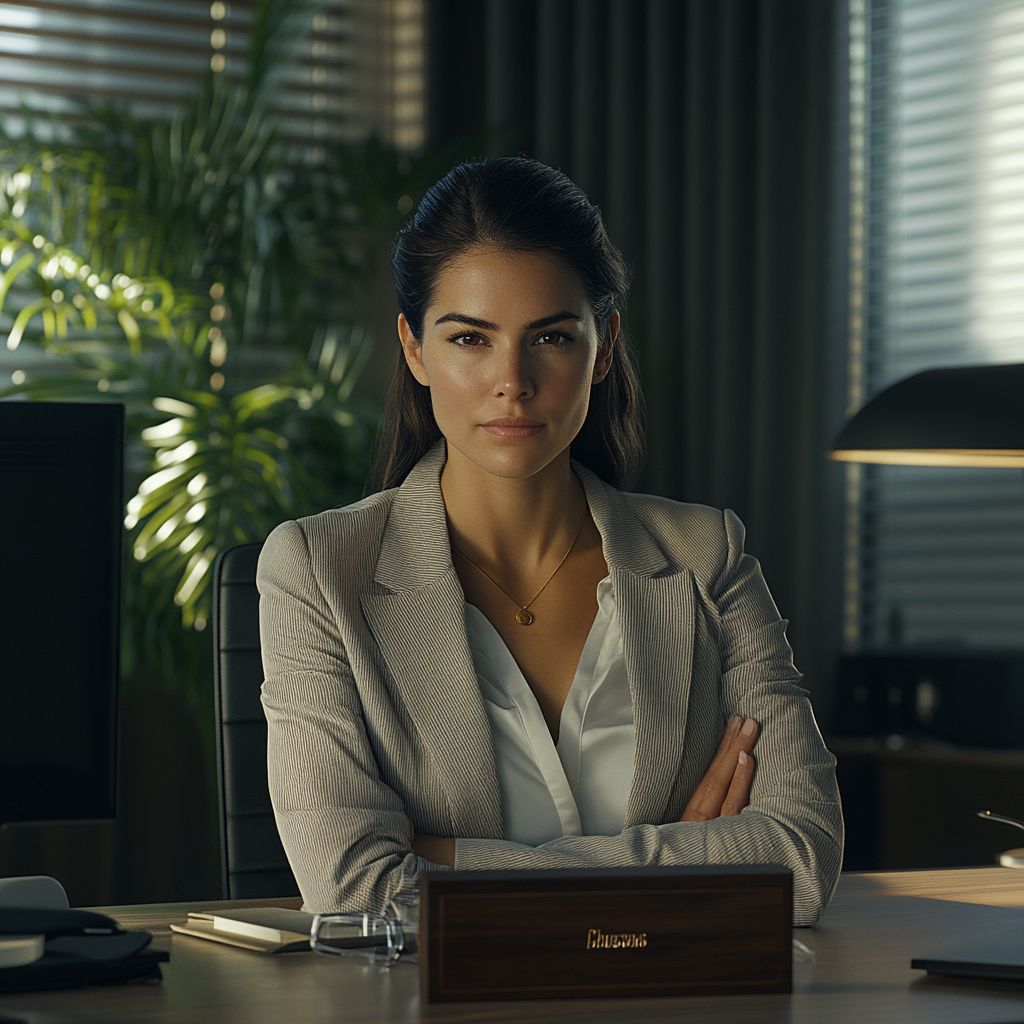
[{"left": 586, "top": 929, "right": 648, "bottom": 950}]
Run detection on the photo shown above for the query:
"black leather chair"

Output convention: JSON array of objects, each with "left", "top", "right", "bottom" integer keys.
[{"left": 212, "top": 543, "right": 300, "bottom": 899}]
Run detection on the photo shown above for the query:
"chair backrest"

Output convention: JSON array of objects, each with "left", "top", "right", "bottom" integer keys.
[{"left": 212, "top": 543, "right": 300, "bottom": 900}]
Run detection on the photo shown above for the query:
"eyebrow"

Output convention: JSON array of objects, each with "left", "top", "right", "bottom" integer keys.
[{"left": 433, "top": 311, "right": 583, "bottom": 331}]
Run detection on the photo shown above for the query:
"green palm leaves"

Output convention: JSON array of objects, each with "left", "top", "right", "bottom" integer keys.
[
  {"left": 125, "top": 330, "right": 373, "bottom": 629},
  {"left": 1, "top": 233, "right": 202, "bottom": 363}
]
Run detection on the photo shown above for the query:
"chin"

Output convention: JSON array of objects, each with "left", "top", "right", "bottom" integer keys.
[{"left": 448, "top": 436, "right": 568, "bottom": 481}]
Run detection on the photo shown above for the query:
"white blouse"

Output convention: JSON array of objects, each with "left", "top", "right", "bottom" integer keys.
[{"left": 463, "top": 577, "right": 636, "bottom": 845}]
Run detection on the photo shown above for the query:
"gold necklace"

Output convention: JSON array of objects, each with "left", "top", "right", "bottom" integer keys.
[{"left": 452, "top": 508, "right": 588, "bottom": 626}]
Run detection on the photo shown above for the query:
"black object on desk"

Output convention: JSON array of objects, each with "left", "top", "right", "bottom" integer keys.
[
  {"left": 0, "top": 907, "right": 167, "bottom": 993},
  {"left": 912, "top": 914, "right": 1024, "bottom": 983}
]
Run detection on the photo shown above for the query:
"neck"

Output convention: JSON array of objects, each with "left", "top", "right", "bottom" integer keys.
[{"left": 441, "top": 446, "right": 587, "bottom": 575}]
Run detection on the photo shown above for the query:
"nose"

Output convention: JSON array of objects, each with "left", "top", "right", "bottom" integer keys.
[{"left": 492, "top": 344, "right": 534, "bottom": 401}]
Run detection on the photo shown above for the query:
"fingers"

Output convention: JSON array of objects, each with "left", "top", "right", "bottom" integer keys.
[
  {"left": 680, "top": 759, "right": 734, "bottom": 822},
  {"left": 734, "top": 715, "right": 760, "bottom": 755},
  {"left": 711, "top": 715, "right": 743, "bottom": 763},
  {"left": 695, "top": 715, "right": 744, "bottom": 790},
  {"left": 679, "top": 716, "right": 760, "bottom": 823},
  {"left": 711, "top": 716, "right": 759, "bottom": 766},
  {"left": 721, "top": 750, "right": 755, "bottom": 817}
]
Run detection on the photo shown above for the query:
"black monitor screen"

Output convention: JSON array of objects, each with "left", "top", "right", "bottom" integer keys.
[{"left": 0, "top": 401, "right": 123, "bottom": 825}]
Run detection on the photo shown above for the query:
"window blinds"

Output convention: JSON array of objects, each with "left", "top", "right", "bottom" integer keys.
[
  {"left": 0, "top": 0, "right": 424, "bottom": 150},
  {"left": 849, "top": 0, "right": 1024, "bottom": 648}
]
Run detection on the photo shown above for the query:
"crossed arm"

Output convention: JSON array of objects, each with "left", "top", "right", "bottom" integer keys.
[{"left": 412, "top": 715, "right": 761, "bottom": 865}]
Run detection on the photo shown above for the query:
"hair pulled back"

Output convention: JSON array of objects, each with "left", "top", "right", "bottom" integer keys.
[{"left": 373, "top": 157, "right": 645, "bottom": 491}]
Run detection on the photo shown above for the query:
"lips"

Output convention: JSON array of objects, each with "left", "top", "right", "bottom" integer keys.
[{"left": 481, "top": 417, "right": 544, "bottom": 440}]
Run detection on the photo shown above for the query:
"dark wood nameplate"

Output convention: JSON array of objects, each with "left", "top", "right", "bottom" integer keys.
[{"left": 420, "top": 864, "right": 792, "bottom": 1002}]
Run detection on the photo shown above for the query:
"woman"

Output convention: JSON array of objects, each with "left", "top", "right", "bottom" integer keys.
[{"left": 258, "top": 158, "right": 842, "bottom": 926}]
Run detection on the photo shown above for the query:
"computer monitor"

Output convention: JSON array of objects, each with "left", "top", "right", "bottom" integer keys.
[{"left": 0, "top": 401, "right": 123, "bottom": 826}]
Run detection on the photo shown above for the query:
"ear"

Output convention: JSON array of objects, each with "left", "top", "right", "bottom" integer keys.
[
  {"left": 592, "top": 311, "right": 619, "bottom": 385},
  {"left": 398, "top": 314, "right": 430, "bottom": 386}
]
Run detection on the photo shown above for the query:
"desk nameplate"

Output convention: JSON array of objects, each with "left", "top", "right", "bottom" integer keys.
[{"left": 420, "top": 864, "right": 792, "bottom": 1002}]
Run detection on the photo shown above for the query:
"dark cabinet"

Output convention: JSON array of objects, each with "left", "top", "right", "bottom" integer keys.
[{"left": 831, "top": 737, "right": 1024, "bottom": 871}]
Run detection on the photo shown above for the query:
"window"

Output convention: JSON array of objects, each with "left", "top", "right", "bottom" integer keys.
[
  {"left": 0, "top": 0, "right": 424, "bottom": 152},
  {"left": 848, "top": 0, "right": 1024, "bottom": 649}
]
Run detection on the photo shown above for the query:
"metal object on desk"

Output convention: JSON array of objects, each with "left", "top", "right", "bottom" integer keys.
[{"left": 977, "top": 809, "right": 1024, "bottom": 868}]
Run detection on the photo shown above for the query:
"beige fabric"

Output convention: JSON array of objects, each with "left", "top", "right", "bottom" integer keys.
[{"left": 258, "top": 442, "right": 843, "bottom": 924}]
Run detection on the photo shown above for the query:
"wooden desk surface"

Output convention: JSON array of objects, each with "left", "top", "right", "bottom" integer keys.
[
  {"left": 843, "top": 864, "right": 1024, "bottom": 908},
  {"left": 2, "top": 868, "right": 1024, "bottom": 1023}
]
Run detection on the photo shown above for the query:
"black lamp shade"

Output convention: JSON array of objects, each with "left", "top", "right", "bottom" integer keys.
[{"left": 831, "top": 363, "right": 1024, "bottom": 467}]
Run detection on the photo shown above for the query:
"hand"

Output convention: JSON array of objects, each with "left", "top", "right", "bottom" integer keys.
[
  {"left": 680, "top": 715, "right": 760, "bottom": 822},
  {"left": 411, "top": 831, "right": 457, "bottom": 867}
]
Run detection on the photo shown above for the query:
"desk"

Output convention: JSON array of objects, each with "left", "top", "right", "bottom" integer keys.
[{"left": 2, "top": 869, "right": 1024, "bottom": 1023}]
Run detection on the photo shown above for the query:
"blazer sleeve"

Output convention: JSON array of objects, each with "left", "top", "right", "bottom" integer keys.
[
  {"left": 453, "top": 508, "right": 843, "bottom": 927},
  {"left": 258, "top": 519, "right": 438, "bottom": 913}
]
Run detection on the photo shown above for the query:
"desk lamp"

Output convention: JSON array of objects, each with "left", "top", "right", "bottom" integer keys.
[
  {"left": 831, "top": 362, "right": 1024, "bottom": 866},
  {"left": 830, "top": 362, "right": 1024, "bottom": 469}
]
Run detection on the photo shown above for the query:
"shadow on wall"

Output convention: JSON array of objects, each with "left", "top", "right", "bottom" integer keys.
[{"left": 0, "top": 684, "right": 220, "bottom": 907}]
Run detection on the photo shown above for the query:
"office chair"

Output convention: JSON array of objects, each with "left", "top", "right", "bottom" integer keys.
[{"left": 212, "top": 543, "right": 300, "bottom": 899}]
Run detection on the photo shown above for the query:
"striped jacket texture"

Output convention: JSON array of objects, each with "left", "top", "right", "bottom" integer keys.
[{"left": 258, "top": 442, "right": 843, "bottom": 925}]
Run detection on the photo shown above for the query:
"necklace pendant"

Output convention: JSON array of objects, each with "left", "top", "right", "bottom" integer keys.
[{"left": 515, "top": 608, "right": 534, "bottom": 626}]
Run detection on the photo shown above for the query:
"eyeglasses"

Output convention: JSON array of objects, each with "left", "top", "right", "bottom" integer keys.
[{"left": 310, "top": 902, "right": 418, "bottom": 965}]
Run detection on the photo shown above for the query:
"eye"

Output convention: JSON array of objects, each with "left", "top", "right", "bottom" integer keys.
[
  {"left": 447, "top": 331, "right": 487, "bottom": 347},
  {"left": 535, "top": 330, "right": 573, "bottom": 346}
]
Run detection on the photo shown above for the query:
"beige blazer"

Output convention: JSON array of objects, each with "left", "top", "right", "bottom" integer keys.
[{"left": 258, "top": 442, "right": 843, "bottom": 925}]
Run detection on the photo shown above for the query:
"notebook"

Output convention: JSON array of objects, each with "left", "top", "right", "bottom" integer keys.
[{"left": 170, "top": 908, "right": 315, "bottom": 954}]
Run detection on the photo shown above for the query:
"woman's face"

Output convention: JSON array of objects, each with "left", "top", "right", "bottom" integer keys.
[{"left": 399, "top": 247, "right": 616, "bottom": 482}]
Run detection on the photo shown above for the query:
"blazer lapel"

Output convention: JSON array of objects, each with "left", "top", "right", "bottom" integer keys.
[
  {"left": 577, "top": 466, "right": 696, "bottom": 829},
  {"left": 360, "top": 443, "right": 503, "bottom": 840},
  {"left": 614, "top": 568, "right": 695, "bottom": 827}
]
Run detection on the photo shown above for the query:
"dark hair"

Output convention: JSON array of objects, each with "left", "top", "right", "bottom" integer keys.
[{"left": 372, "top": 157, "right": 645, "bottom": 491}]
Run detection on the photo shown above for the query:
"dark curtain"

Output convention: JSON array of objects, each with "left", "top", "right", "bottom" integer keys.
[{"left": 426, "top": 0, "right": 850, "bottom": 721}]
